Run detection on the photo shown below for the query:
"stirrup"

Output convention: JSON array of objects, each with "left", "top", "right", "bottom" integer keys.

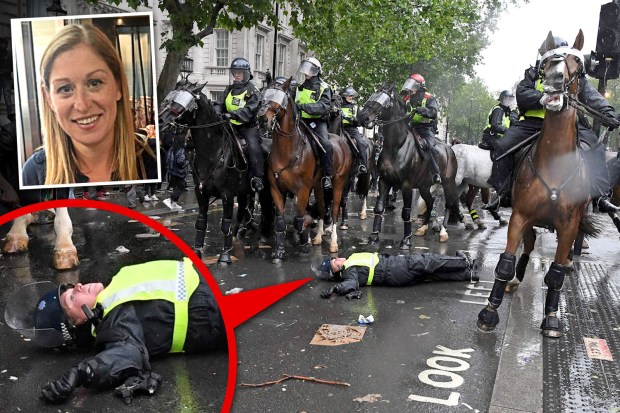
[
  {"left": 358, "top": 164, "right": 368, "bottom": 174},
  {"left": 251, "top": 177, "right": 264, "bottom": 192},
  {"left": 432, "top": 173, "right": 442, "bottom": 184},
  {"left": 322, "top": 176, "right": 332, "bottom": 189},
  {"left": 482, "top": 194, "right": 500, "bottom": 211}
]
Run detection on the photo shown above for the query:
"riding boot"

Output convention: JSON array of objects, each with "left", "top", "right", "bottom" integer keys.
[
  {"left": 427, "top": 144, "right": 442, "bottom": 184},
  {"left": 358, "top": 140, "right": 369, "bottom": 174},
  {"left": 484, "top": 158, "right": 511, "bottom": 211}
]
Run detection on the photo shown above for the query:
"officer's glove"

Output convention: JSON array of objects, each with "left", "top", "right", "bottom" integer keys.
[
  {"left": 114, "top": 371, "right": 162, "bottom": 405},
  {"left": 345, "top": 290, "right": 363, "bottom": 300},
  {"left": 221, "top": 113, "right": 232, "bottom": 122},
  {"left": 320, "top": 286, "right": 336, "bottom": 299},
  {"left": 296, "top": 103, "right": 305, "bottom": 113},
  {"left": 525, "top": 66, "right": 538, "bottom": 82},
  {"left": 40, "top": 364, "right": 89, "bottom": 403}
]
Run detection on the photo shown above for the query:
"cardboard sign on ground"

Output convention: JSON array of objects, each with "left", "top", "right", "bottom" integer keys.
[{"left": 310, "top": 324, "right": 367, "bottom": 346}]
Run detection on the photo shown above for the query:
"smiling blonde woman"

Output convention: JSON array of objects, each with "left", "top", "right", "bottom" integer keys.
[{"left": 22, "top": 23, "right": 152, "bottom": 186}]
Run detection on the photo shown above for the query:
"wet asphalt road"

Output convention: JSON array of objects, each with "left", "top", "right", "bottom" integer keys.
[
  {"left": 0, "top": 208, "right": 228, "bottom": 413},
  {"left": 2, "top": 188, "right": 619, "bottom": 412}
]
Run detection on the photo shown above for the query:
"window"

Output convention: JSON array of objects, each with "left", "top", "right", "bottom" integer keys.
[
  {"left": 211, "top": 91, "right": 226, "bottom": 103},
  {"left": 277, "top": 43, "right": 287, "bottom": 76},
  {"left": 255, "top": 34, "right": 264, "bottom": 71},
  {"left": 215, "top": 30, "right": 229, "bottom": 67}
]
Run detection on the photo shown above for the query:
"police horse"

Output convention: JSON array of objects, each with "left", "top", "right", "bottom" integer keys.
[
  {"left": 356, "top": 85, "right": 461, "bottom": 248},
  {"left": 477, "top": 31, "right": 600, "bottom": 337},
  {"left": 158, "top": 82, "right": 271, "bottom": 265},
  {"left": 258, "top": 78, "right": 353, "bottom": 262}
]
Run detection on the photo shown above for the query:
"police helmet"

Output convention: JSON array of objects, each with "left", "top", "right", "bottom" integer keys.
[
  {"left": 298, "top": 57, "right": 322, "bottom": 77},
  {"left": 498, "top": 90, "right": 515, "bottom": 108},
  {"left": 229, "top": 57, "right": 252, "bottom": 84},
  {"left": 274, "top": 76, "right": 287, "bottom": 86},
  {"left": 341, "top": 86, "right": 359, "bottom": 99},
  {"left": 401, "top": 73, "right": 425, "bottom": 95}
]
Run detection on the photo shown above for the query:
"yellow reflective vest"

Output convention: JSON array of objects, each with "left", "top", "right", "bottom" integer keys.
[
  {"left": 523, "top": 80, "right": 545, "bottom": 119},
  {"left": 410, "top": 92, "right": 433, "bottom": 124},
  {"left": 296, "top": 82, "right": 328, "bottom": 119},
  {"left": 343, "top": 252, "right": 380, "bottom": 285},
  {"left": 485, "top": 105, "right": 511, "bottom": 137},
  {"left": 225, "top": 90, "right": 249, "bottom": 125},
  {"left": 341, "top": 105, "right": 356, "bottom": 126},
  {"left": 96, "top": 258, "right": 200, "bottom": 353}
]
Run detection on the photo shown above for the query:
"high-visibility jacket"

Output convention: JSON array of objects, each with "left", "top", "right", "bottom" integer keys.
[
  {"left": 296, "top": 81, "right": 329, "bottom": 119},
  {"left": 523, "top": 80, "right": 545, "bottom": 119},
  {"left": 343, "top": 252, "right": 380, "bottom": 285}
]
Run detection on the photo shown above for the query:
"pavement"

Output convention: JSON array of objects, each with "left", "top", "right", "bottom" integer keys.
[{"left": 1, "top": 184, "right": 619, "bottom": 412}]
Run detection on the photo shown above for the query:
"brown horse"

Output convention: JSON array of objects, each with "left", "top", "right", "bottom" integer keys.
[
  {"left": 258, "top": 78, "right": 353, "bottom": 263},
  {"left": 477, "top": 30, "right": 599, "bottom": 338}
]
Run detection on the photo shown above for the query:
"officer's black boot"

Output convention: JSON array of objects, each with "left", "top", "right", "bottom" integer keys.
[
  {"left": 427, "top": 144, "right": 442, "bottom": 184},
  {"left": 596, "top": 196, "right": 619, "bottom": 213}
]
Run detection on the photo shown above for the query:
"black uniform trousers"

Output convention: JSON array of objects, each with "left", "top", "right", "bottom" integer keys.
[
  {"left": 379, "top": 253, "right": 472, "bottom": 286},
  {"left": 303, "top": 119, "right": 333, "bottom": 176},
  {"left": 234, "top": 124, "right": 264, "bottom": 179},
  {"left": 344, "top": 126, "right": 368, "bottom": 168}
]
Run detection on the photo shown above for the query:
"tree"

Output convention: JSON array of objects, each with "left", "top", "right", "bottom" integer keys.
[{"left": 443, "top": 78, "right": 496, "bottom": 144}]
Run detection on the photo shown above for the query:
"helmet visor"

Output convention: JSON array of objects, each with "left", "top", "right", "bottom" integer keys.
[
  {"left": 500, "top": 95, "right": 516, "bottom": 108},
  {"left": 230, "top": 68, "right": 250, "bottom": 84},
  {"left": 401, "top": 78, "right": 420, "bottom": 94},
  {"left": 298, "top": 60, "right": 320, "bottom": 77},
  {"left": 368, "top": 91, "right": 391, "bottom": 108}
]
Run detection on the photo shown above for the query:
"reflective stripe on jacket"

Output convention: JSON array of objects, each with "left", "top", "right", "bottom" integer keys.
[
  {"left": 96, "top": 258, "right": 200, "bottom": 353},
  {"left": 225, "top": 90, "right": 249, "bottom": 125},
  {"left": 341, "top": 105, "right": 356, "bottom": 125},
  {"left": 523, "top": 80, "right": 545, "bottom": 119},
  {"left": 343, "top": 252, "right": 380, "bottom": 285},
  {"left": 410, "top": 92, "right": 432, "bottom": 124},
  {"left": 296, "top": 83, "right": 327, "bottom": 119}
]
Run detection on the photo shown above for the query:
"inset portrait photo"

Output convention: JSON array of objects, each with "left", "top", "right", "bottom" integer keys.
[{"left": 11, "top": 12, "right": 160, "bottom": 190}]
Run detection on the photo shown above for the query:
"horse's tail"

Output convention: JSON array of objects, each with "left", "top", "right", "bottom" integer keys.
[
  {"left": 579, "top": 213, "right": 602, "bottom": 238},
  {"left": 354, "top": 170, "right": 370, "bottom": 198}
]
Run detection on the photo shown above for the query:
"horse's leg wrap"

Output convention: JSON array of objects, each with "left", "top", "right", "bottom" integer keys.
[
  {"left": 194, "top": 215, "right": 207, "bottom": 249},
  {"left": 515, "top": 253, "right": 530, "bottom": 282},
  {"left": 544, "top": 262, "right": 567, "bottom": 314},
  {"left": 221, "top": 218, "right": 233, "bottom": 236},
  {"left": 273, "top": 216, "right": 286, "bottom": 260},
  {"left": 217, "top": 218, "right": 234, "bottom": 265},
  {"left": 372, "top": 214, "right": 383, "bottom": 233},
  {"left": 401, "top": 207, "right": 412, "bottom": 222},
  {"left": 293, "top": 216, "right": 309, "bottom": 245},
  {"left": 469, "top": 209, "right": 479, "bottom": 221},
  {"left": 489, "top": 252, "right": 516, "bottom": 308}
]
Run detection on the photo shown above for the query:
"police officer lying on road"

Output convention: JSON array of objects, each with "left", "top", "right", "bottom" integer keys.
[
  {"left": 5, "top": 257, "right": 226, "bottom": 405},
  {"left": 319, "top": 251, "right": 478, "bottom": 299}
]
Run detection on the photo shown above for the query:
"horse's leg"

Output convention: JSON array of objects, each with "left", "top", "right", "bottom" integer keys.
[
  {"left": 52, "top": 208, "right": 79, "bottom": 270},
  {"left": 312, "top": 186, "right": 326, "bottom": 245},
  {"left": 458, "top": 186, "right": 475, "bottom": 230},
  {"left": 329, "top": 180, "right": 345, "bottom": 253},
  {"left": 540, "top": 219, "right": 580, "bottom": 338},
  {"left": 397, "top": 185, "right": 413, "bottom": 250},
  {"left": 477, "top": 213, "right": 528, "bottom": 331},
  {"left": 271, "top": 188, "right": 287, "bottom": 263},
  {"left": 505, "top": 227, "right": 536, "bottom": 293},
  {"left": 294, "top": 187, "right": 312, "bottom": 246},
  {"left": 194, "top": 190, "right": 210, "bottom": 259},
  {"left": 360, "top": 196, "right": 368, "bottom": 220},
  {"left": 415, "top": 187, "right": 434, "bottom": 237},
  {"left": 2, "top": 213, "right": 34, "bottom": 253},
  {"left": 467, "top": 186, "right": 487, "bottom": 230},
  {"left": 610, "top": 211, "right": 620, "bottom": 233},
  {"left": 237, "top": 193, "right": 258, "bottom": 239},
  {"left": 217, "top": 196, "right": 235, "bottom": 266},
  {"left": 368, "top": 179, "right": 389, "bottom": 244},
  {"left": 339, "top": 183, "right": 349, "bottom": 230}
]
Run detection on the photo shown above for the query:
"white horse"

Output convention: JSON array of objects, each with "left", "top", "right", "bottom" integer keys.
[
  {"left": 2, "top": 207, "right": 79, "bottom": 270},
  {"left": 417, "top": 143, "right": 508, "bottom": 229}
]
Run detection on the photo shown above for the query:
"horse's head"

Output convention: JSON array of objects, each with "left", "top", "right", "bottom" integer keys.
[
  {"left": 539, "top": 30, "right": 584, "bottom": 112},
  {"left": 257, "top": 77, "right": 295, "bottom": 134},
  {"left": 357, "top": 85, "right": 396, "bottom": 128},
  {"left": 158, "top": 82, "right": 206, "bottom": 132}
]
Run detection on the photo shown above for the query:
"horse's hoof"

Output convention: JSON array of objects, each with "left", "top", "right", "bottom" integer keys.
[
  {"left": 339, "top": 223, "right": 349, "bottom": 230},
  {"left": 360, "top": 212, "right": 367, "bottom": 220},
  {"left": 2, "top": 235, "right": 29, "bottom": 254},
  {"left": 399, "top": 238, "right": 411, "bottom": 250},
  {"left": 505, "top": 282, "right": 520, "bottom": 293},
  {"left": 272, "top": 257, "right": 282, "bottom": 264},
  {"left": 312, "top": 237, "right": 322, "bottom": 246},
  {"left": 474, "top": 219, "right": 487, "bottom": 229},
  {"left": 194, "top": 249, "right": 203, "bottom": 259},
  {"left": 439, "top": 234, "right": 449, "bottom": 243},
  {"left": 368, "top": 233, "right": 380, "bottom": 244},
  {"left": 540, "top": 315, "right": 563, "bottom": 338},
  {"left": 53, "top": 249, "right": 79, "bottom": 270},
  {"left": 329, "top": 243, "right": 339, "bottom": 253},
  {"left": 477, "top": 307, "right": 499, "bottom": 332},
  {"left": 465, "top": 223, "right": 474, "bottom": 230},
  {"left": 237, "top": 228, "right": 247, "bottom": 239},
  {"left": 414, "top": 227, "right": 426, "bottom": 237},
  {"left": 33, "top": 210, "right": 56, "bottom": 225},
  {"left": 499, "top": 218, "right": 508, "bottom": 226}
]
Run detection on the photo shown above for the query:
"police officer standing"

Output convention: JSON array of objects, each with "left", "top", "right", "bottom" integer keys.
[
  {"left": 295, "top": 57, "right": 334, "bottom": 189},
  {"left": 215, "top": 57, "right": 264, "bottom": 192},
  {"left": 401, "top": 73, "right": 442, "bottom": 184},
  {"left": 340, "top": 86, "right": 368, "bottom": 173},
  {"left": 480, "top": 90, "right": 518, "bottom": 151},
  {"left": 6, "top": 258, "right": 226, "bottom": 404}
]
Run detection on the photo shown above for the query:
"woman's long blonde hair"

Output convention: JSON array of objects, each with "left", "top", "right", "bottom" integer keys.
[{"left": 40, "top": 23, "right": 137, "bottom": 184}]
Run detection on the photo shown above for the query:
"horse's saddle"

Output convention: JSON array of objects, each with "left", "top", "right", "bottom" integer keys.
[{"left": 342, "top": 130, "right": 360, "bottom": 155}]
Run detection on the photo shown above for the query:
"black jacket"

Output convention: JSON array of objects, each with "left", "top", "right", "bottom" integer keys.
[
  {"left": 215, "top": 81, "right": 260, "bottom": 125},
  {"left": 328, "top": 253, "right": 472, "bottom": 297},
  {"left": 484, "top": 105, "right": 518, "bottom": 136},
  {"left": 296, "top": 76, "right": 332, "bottom": 120},
  {"left": 76, "top": 276, "right": 226, "bottom": 390},
  {"left": 406, "top": 90, "right": 438, "bottom": 130}
]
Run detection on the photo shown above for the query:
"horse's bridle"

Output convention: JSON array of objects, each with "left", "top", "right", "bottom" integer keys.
[
  {"left": 539, "top": 46, "right": 584, "bottom": 96},
  {"left": 258, "top": 86, "right": 299, "bottom": 137},
  {"left": 362, "top": 90, "right": 410, "bottom": 128}
]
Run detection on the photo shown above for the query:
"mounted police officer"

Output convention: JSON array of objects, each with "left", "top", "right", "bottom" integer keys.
[
  {"left": 484, "top": 36, "right": 620, "bottom": 213},
  {"left": 340, "top": 86, "right": 368, "bottom": 173},
  {"left": 295, "top": 57, "right": 334, "bottom": 189},
  {"left": 215, "top": 57, "right": 264, "bottom": 192},
  {"left": 318, "top": 251, "right": 478, "bottom": 299},
  {"left": 5, "top": 258, "right": 226, "bottom": 405},
  {"left": 479, "top": 90, "right": 518, "bottom": 151},
  {"left": 401, "top": 73, "right": 442, "bottom": 184}
]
